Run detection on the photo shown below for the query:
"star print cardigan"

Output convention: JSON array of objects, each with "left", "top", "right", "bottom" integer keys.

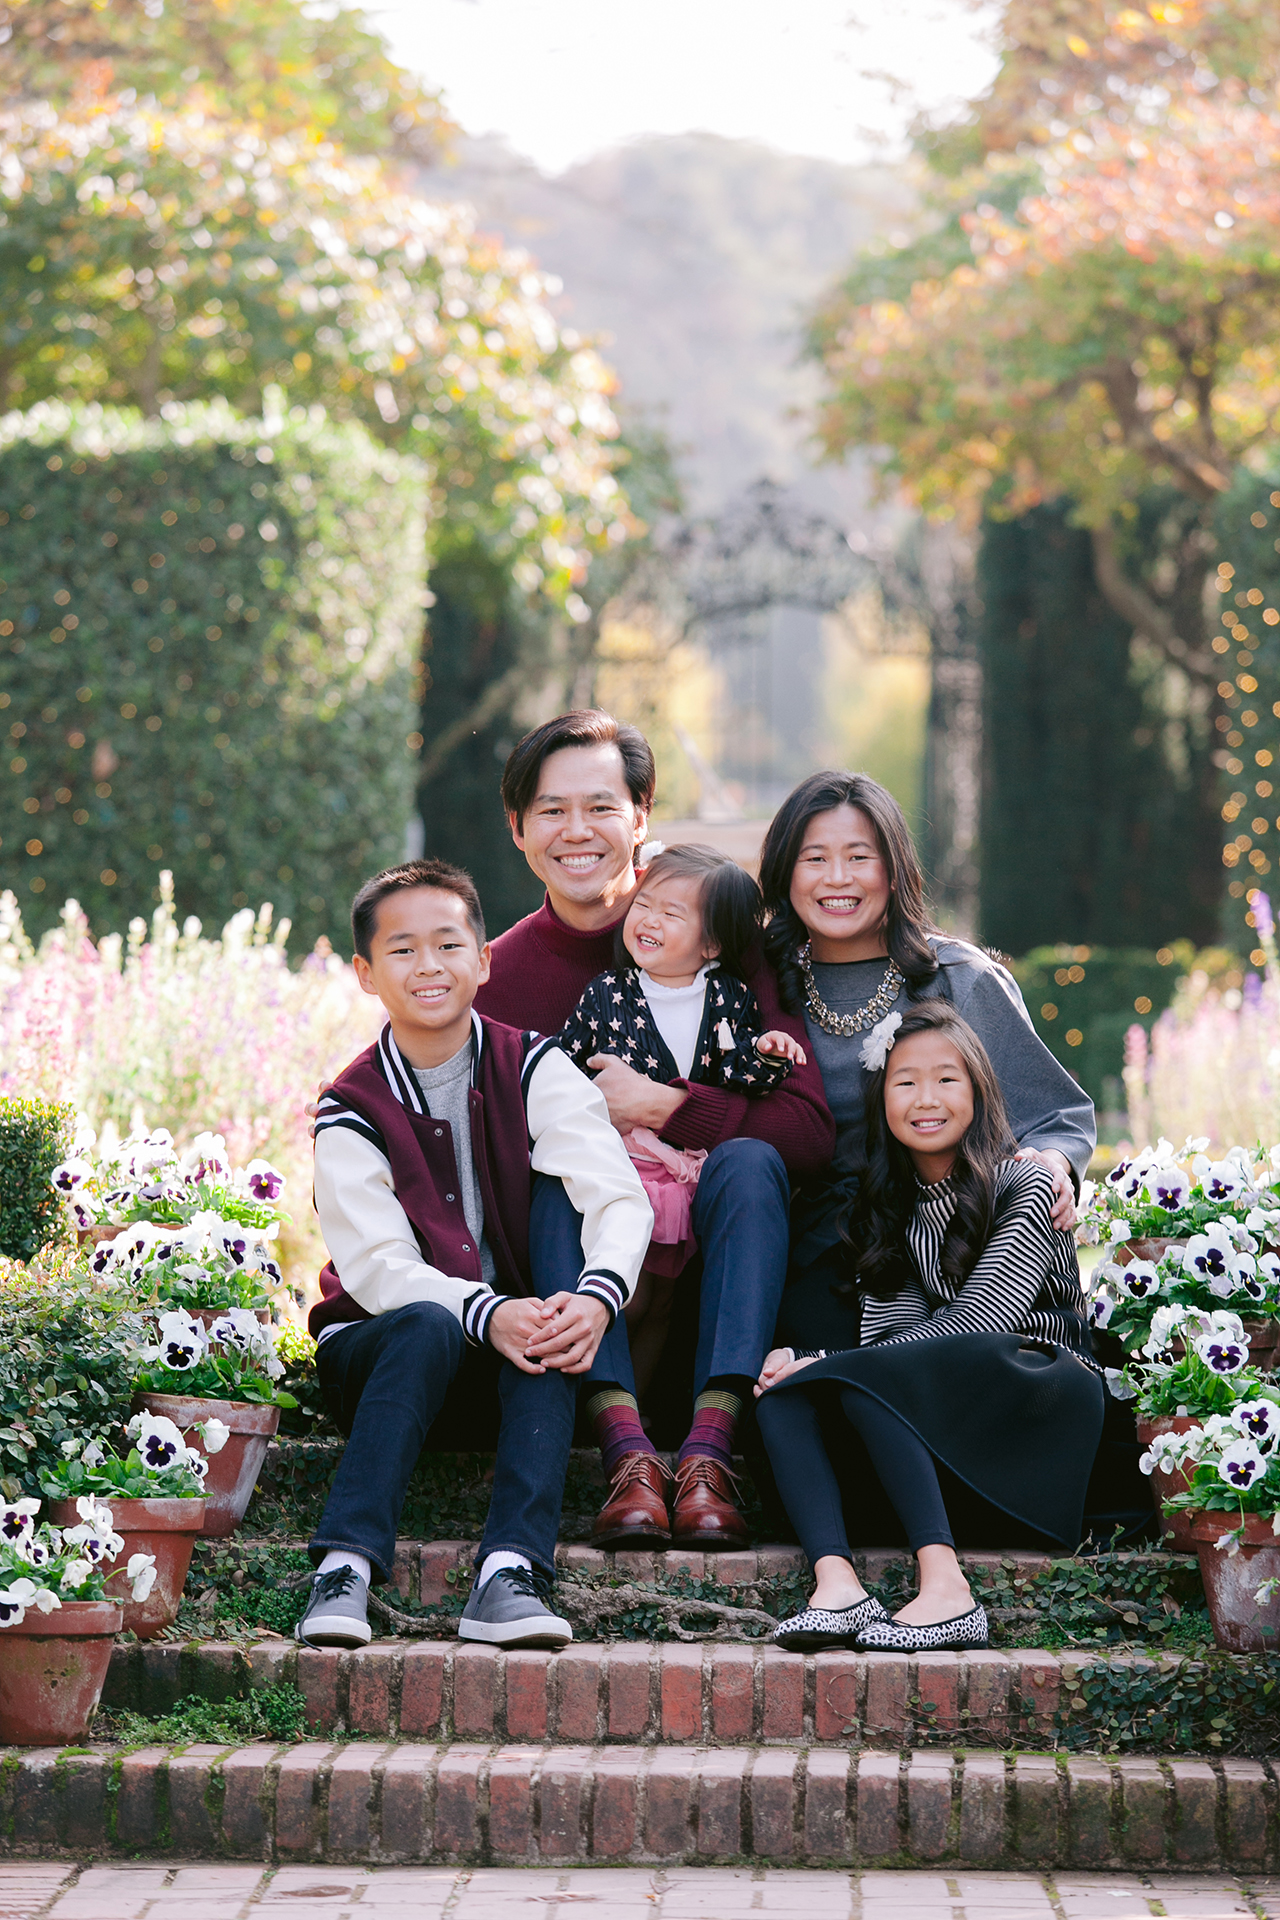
[{"left": 559, "top": 966, "right": 793, "bottom": 1094}]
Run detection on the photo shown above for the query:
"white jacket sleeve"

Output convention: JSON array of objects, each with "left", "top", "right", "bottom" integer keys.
[
  {"left": 525, "top": 1044, "right": 653, "bottom": 1322},
  {"left": 313, "top": 1126, "right": 499, "bottom": 1344}
]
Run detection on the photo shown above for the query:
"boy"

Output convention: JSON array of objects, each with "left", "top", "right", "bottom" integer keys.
[{"left": 296, "top": 857, "right": 653, "bottom": 1651}]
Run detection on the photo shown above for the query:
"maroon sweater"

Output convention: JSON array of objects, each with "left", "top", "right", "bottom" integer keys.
[{"left": 474, "top": 897, "right": 835, "bottom": 1178}]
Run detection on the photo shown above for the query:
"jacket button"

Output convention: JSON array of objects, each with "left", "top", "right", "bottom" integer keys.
[
  {"left": 446, "top": 1193, "right": 456, "bottom": 1202},
  {"left": 462, "top": 1244, "right": 471, "bottom": 1252},
  {"left": 434, "top": 1128, "right": 443, "bottom": 1137}
]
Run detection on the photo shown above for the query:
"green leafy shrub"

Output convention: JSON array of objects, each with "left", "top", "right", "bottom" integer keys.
[
  {"left": 0, "top": 1095, "right": 73, "bottom": 1260},
  {"left": 0, "top": 1254, "right": 143, "bottom": 1497},
  {"left": 0, "top": 401, "right": 426, "bottom": 949},
  {"left": 1008, "top": 942, "right": 1196, "bottom": 1106}
]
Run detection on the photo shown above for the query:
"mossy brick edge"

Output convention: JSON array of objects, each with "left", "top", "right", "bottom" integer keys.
[{"left": 0, "top": 1741, "right": 1274, "bottom": 1868}]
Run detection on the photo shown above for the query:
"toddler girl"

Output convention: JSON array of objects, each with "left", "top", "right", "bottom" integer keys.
[{"left": 561, "top": 842, "right": 805, "bottom": 1285}]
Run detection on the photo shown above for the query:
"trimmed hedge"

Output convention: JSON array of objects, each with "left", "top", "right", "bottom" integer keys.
[
  {"left": 0, "top": 1095, "right": 73, "bottom": 1261},
  {"left": 0, "top": 402, "right": 426, "bottom": 948},
  {"left": 1008, "top": 942, "right": 1192, "bottom": 1107}
]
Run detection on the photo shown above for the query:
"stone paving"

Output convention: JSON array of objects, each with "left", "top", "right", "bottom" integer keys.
[{"left": 1, "top": 1866, "right": 1278, "bottom": 1920}]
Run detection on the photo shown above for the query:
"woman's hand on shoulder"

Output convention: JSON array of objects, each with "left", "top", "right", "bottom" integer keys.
[
  {"left": 1013, "top": 1147, "right": 1076, "bottom": 1231},
  {"left": 753, "top": 1346, "right": 818, "bottom": 1397},
  {"left": 755, "top": 1030, "right": 807, "bottom": 1066}
]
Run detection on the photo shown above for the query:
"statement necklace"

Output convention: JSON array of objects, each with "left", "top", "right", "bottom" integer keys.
[{"left": 799, "top": 941, "right": 904, "bottom": 1036}]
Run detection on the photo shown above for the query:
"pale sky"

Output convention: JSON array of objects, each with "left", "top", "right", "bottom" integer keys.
[{"left": 369, "top": 0, "right": 1002, "bottom": 176}]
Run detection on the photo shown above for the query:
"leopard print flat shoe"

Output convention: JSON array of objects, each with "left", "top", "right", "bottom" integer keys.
[
  {"left": 855, "top": 1602, "right": 989, "bottom": 1653},
  {"left": 771, "top": 1594, "right": 889, "bottom": 1652}
]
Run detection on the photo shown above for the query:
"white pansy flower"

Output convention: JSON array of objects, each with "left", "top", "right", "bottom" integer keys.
[
  {"left": 126, "top": 1554, "right": 158, "bottom": 1602},
  {"left": 197, "top": 1418, "right": 230, "bottom": 1455},
  {"left": 1218, "top": 1440, "right": 1267, "bottom": 1491},
  {"left": 1108, "top": 1220, "right": 1132, "bottom": 1244},
  {"left": 1147, "top": 1166, "right": 1191, "bottom": 1212},
  {"left": 1117, "top": 1259, "right": 1160, "bottom": 1301}
]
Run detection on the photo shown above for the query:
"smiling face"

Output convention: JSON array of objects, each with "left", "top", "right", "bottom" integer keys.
[
  {"left": 510, "top": 742, "right": 649, "bottom": 931},
  {"left": 622, "top": 872, "right": 715, "bottom": 986},
  {"left": 882, "top": 1030, "right": 975, "bottom": 1180},
  {"left": 353, "top": 886, "right": 491, "bottom": 1068},
  {"left": 788, "top": 803, "right": 892, "bottom": 962}
]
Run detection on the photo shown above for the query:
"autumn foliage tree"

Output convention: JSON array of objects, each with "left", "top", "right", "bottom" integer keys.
[{"left": 812, "top": 1, "right": 1280, "bottom": 936}]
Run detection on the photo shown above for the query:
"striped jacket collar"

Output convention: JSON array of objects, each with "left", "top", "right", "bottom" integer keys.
[{"left": 374, "top": 1013, "right": 487, "bottom": 1113}]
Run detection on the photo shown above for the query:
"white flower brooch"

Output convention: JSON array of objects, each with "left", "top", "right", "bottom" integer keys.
[{"left": 859, "top": 1011, "right": 902, "bottom": 1072}]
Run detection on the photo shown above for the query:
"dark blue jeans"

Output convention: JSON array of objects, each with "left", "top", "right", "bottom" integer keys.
[
  {"left": 532, "top": 1137, "right": 791, "bottom": 1396},
  {"left": 311, "top": 1191, "right": 583, "bottom": 1581}
]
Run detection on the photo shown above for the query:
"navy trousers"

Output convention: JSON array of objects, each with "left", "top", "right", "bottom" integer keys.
[
  {"left": 310, "top": 1184, "right": 584, "bottom": 1582},
  {"left": 532, "top": 1137, "right": 791, "bottom": 1396}
]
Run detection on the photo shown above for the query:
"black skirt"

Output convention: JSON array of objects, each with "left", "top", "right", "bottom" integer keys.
[{"left": 762, "top": 1329, "right": 1106, "bottom": 1548}]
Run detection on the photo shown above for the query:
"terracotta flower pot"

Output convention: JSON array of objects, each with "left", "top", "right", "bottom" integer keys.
[
  {"left": 132, "top": 1392, "right": 280, "bottom": 1538},
  {"left": 1118, "top": 1237, "right": 1188, "bottom": 1266},
  {"left": 1190, "top": 1509, "right": 1280, "bottom": 1651},
  {"left": 1135, "top": 1415, "right": 1200, "bottom": 1551},
  {"left": 0, "top": 1600, "right": 123, "bottom": 1745},
  {"left": 49, "top": 1496, "right": 205, "bottom": 1641}
]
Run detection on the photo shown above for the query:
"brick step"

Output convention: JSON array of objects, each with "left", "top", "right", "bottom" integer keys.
[
  {"left": 109, "top": 1637, "right": 1140, "bottom": 1749},
  {"left": 2, "top": 1740, "right": 1273, "bottom": 1869},
  {"left": 230, "top": 1541, "right": 1189, "bottom": 1607}
]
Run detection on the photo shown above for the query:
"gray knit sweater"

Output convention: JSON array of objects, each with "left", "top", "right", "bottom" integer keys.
[{"left": 792, "top": 937, "right": 1096, "bottom": 1263}]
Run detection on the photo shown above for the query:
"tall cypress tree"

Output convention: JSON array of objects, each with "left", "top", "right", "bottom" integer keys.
[{"left": 979, "top": 503, "right": 1219, "bottom": 952}]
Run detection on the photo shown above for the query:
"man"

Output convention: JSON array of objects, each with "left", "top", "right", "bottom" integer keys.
[{"left": 473, "top": 710, "right": 835, "bottom": 1550}]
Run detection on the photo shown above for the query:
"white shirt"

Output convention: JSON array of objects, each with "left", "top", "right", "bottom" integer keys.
[{"left": 638, "top": 966, "right": 710, "bottom": 1080}]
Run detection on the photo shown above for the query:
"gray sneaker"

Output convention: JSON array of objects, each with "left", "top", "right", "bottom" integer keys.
[
  {"left": 457, "top": 1565, "right": 573, "bottom": 1649},
  {"left": 295, "top": 1565, "right": 373, "bottom": 1648}
]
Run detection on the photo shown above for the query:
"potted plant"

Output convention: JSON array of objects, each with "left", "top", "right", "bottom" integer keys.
[
  {"left": 1121, "top": 1314, "right": 1276, "bottom": 1549},
  {"left": 129, "top": 1308, "right": 297, "bottom": 1537},
  {"left": 50, "top": 1128, "right": 287, "bottom": 1240},
  {"left": 0, "top": 1497, "right": 155, "bottom": 1744},
  {"left": 1084, "top": 1155, "right": 1280, "bottom": 1371},
  {"left": 1159, "top": 1385, "right": 1280, "bottom": 1651},
  {"left": 40, "top": 1416, "right": 225, "bottom": 1638},
  {"left": 84, "top": 1212, "right": 284, "bottom": 1321}
]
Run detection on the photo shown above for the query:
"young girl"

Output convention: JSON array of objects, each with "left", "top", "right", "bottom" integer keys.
[
  {"left": 755, "top": 999, "right": 1103, "bottom": 1653},
  {"left": 561, "top": 845, "right": 805, "bottom": 1378}
]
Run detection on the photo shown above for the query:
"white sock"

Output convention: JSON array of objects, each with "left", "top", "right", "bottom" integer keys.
[
  {"left": 478, "top": 1550, "right": 531, "bottom": 1588},
  {"left": 318, "top": 1550, "right": 371, "bottom": 1587}
]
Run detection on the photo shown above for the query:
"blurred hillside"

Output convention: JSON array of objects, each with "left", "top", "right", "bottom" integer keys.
[
  {"left": 416, "top": 133, "right": 922, "bottom": 821},
  {"left": 416, "top": 132, "right": 913, "bottom": 515}
]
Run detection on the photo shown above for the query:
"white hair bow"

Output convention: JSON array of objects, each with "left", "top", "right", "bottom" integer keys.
[{"left": 859, "top": 1011, "right": 902, "bottom": 1072}]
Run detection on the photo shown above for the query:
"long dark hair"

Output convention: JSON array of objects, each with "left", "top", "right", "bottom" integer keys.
[
  {"left": 840, "top": 1000, "right": 1018, "bottom": 1301},
  {"left": 759, "top": 770, "right": 940, "bottom": 1013}
]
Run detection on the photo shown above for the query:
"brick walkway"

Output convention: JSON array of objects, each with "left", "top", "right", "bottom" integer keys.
[{"left": 2, "top": 1866, "right": 1279, "bottom": 1919}]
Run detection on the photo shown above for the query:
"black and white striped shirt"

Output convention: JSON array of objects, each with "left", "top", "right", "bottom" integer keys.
[{"left": 855, "top": 1158, "right": 1095, "bottom": 1363}]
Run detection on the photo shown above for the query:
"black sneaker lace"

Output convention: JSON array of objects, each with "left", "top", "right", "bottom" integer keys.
[
  {"left": 489, "top": 1564, "right": 555, "bottom": 1604},
  {"left": 313, "top": 1565, "right": 361, "bottom": 1602}
]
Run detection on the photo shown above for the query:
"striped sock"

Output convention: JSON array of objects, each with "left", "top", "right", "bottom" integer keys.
[
  {"left": 678, "top": 1385, "right": 744, "bottom": 1471},
  {"left": 586, "top": 1388, "right": 658, "bottom": 1480}
]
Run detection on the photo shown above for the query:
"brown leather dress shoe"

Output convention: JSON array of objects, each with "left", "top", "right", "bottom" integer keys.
[
  {"left": 591, "top": 1452, "right": 673, "bottom": 1548},
  {"left": 671, "top": 1455, "right": 749, "bottom": 1550}
]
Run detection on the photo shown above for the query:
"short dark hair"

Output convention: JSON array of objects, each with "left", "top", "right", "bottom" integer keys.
[
  {"left": 758, "top": 770, "right": 940, "bottom": 1010},
  {"left": 617, "top": 843, "right": 764, "bottom": 978},
  {"left": 351, "top": 858, "right": 486, "bottom": 961},
  {"left": 500, "top": 709, "right": 657, "bottom": 829}
]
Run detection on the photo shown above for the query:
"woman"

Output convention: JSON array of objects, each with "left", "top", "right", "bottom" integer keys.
[
  {"left": 754, "top": 1000, "right": 1104, "bottom": 1653},
  {"left": 758, "top": 770, "right": 1095, "bottom": 1350}
]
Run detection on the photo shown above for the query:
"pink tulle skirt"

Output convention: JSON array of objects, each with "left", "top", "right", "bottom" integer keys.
[{"left": 620, "top": 1127, "right": 708, "bottom": 1280}]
